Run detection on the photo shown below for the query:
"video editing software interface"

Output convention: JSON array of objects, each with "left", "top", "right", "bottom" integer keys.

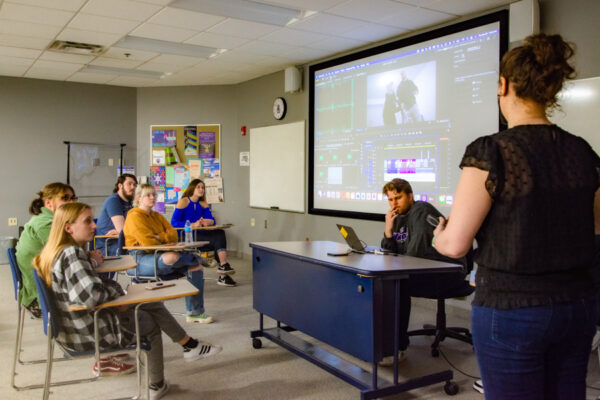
[{"left": 312, "top": 21, "right": 502, "bottom": 215}]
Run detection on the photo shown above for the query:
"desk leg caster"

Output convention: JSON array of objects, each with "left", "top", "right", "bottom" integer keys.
[
  {"left": 444, "top": 381, "right": 459, "bottom": 395},
  {"left": 431, "top": 347, "right": 440, "bottom": 357},
  {"left": 252, "top": 338, "right": 263, "bottom": 349}
]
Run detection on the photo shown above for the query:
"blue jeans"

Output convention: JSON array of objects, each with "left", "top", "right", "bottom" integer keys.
[
  {"left": 129, "top": 251, "right": 205, "bottom": 316},
  {"left": 472, "top": 297, "right": 597, "bottom": 400}
]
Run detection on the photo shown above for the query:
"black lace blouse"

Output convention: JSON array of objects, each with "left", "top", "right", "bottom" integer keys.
[{"left": 460, "top": 124, "right": 600, "bottom": 309}]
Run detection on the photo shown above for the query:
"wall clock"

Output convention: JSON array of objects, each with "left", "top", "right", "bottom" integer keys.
[{"left": 273, "top": 97, "right": 287, "bottom": 120}]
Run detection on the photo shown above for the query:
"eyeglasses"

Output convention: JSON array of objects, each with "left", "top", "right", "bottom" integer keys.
[{"left": 60, "top": 194, "right": 78, "bottom": 201}]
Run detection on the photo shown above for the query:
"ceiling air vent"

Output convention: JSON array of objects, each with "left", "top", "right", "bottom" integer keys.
[{"left": 47, "top": 40, "right": 104, "bottom": 55}]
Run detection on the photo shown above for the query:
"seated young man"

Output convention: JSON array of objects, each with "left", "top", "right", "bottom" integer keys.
[
  {"left": 95, "top": 174, "right": 137, "bottom": 256},
  {"left": 380, "top": 178, "right": 467, "bottom": 365}
]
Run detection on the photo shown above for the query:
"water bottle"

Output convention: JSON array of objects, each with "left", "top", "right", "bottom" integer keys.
[{"left": 184, "top": 220, "right": 192, "bottom": 243}]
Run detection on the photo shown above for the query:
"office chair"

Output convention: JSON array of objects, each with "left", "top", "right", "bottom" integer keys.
[
  {"left": 32, "top": 269, "right": 150, "bottom": 400},
  {"left": 408, "top": 250, "right": 474, "bottom": 357}
]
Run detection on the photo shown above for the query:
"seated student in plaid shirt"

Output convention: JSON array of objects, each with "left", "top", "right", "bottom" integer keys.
[{"left": 34, "top": 202, "right": 222, "bottom": 400}]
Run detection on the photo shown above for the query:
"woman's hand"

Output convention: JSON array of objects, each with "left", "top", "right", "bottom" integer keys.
[
  {"left": 89, "top": 250, "right": 104, "bottom": 267},
  {"left": 433, "top": 216, "right": 448, "bottom": 238}
]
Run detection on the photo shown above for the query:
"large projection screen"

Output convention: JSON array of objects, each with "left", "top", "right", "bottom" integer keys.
[{"left": 309, "top": 11, "right": 508, "bottom": 221}]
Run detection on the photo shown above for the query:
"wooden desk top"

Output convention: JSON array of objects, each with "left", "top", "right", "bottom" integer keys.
[
  {"left": 94, "top": 234, "right": 119, "bottom": 239},
  {"left": 123, "top": 241, "right": 209, "bottom": 251},
  {"left": 69, "top": 279, "right": 198, "bottom": 311},
  {"left": 95, "top": 255, "right": 136, "bottom": 274},
  {"left": 175, "top": 224, "right": 234, "bottom": 231},
  {"left": 250, "top": 241, "right": 463, "bottom": 277}
]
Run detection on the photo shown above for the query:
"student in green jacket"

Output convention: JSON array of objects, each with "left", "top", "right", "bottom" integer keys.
[{"left": 15, "top": 182, "right": 82, "bottom": 317}]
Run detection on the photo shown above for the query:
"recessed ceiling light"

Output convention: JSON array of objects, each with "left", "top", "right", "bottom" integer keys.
[
  {"left": 170, "top": 0, "right": 303, "bottom": 26},
  {"left": 115, "top": 36, "right": 217, "bottom": 58}
]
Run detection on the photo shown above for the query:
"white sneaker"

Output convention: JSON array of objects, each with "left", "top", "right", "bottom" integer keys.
[
  {"left": 183, "top": 342, "right": 222, "bottom": 362},
  {"left": 378, "top": 350, "right": 407, "bottom": 366},
  {"left": 186, "top": 313, "right": 214, "bottom": 324},
  {"left": 473, "top": 379, "right": 484, "bottom": 394},
  {"left": 149, "top": 379, "right": 169, "bottom": 400}
]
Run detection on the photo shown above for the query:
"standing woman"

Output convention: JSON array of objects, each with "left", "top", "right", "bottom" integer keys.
[
  {"left": 432, "top": 34, "right": 600, "bottom": 399},
  {"left": 171, "top": 179, "right": 236, "bottom": 287},
  {"left": 16, "top": 182, "right": 83, "bottom": 317},
  {"left": 124, "top": 184, "right": 213, "bottom": 324},
  {"left": 34, "top": 203, "right": 221, "bottom": 399}
]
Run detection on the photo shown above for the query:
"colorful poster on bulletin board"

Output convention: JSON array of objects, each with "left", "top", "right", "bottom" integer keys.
[
  {"left": 202, "top": 158, "right": 220, "bottom": 178},
  {"left": 184, "top": 126, "right": 198, "bottom": 156},
  {"left": 150, "top": 166, "right": 165, "bottom": 189},
  {"left": 153, "top": 190, "right": 166, "bottom": 213},
  {"left": 166, "top": 187, "right": 179, "bottom": 204},
  {"left": 198, "top": 131, "right": 215, "bottom": 158},
  {"left": 174, "top": 166, "right": 190, "bottom": 191},
  {"left": 188, "top": 158, "right": 203, "bottom": 179},
  {"left": 165, "top": 166, "right": 175, "bottom": 186},
  {"left": 152, "top": 130, "right": 166, "bottom": 147}
]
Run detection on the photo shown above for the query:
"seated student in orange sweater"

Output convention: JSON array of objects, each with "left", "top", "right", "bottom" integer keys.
[{"left": 123, "top": 184, "right": 212, "bottom": 324}]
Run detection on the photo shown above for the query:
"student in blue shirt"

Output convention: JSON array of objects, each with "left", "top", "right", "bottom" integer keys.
[
  {"left": 171, "top": 179, "right": 236, "bottom": 287},
  {"left": 96, "top": 174, "right": 137, "bottom": 255}
]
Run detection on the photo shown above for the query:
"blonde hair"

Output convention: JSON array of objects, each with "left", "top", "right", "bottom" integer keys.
[
  {"left": 29, "top": 182, "right": 75, "bottom": 215},
  {"left": 133, "top": 184, "right": 156, "bottom": 207},
  {"left": 33, "top": 203, "right": 91, "bottom": 286}
]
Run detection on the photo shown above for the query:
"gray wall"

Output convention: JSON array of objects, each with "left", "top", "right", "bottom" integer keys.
[{"left": 0, "top": 76, "right": 136, "bottom": 238}]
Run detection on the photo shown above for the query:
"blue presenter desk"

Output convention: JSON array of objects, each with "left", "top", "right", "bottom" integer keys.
[{"left": 250, "top": 241, "right": 463, "bottom": 399}]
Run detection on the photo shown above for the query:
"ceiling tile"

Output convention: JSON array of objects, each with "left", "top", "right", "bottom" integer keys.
[
  {"left": 328, "top": 0, "right": 416, "bottom": 22},
  {"left": 32, "top": 59, "right": 83, "bottom": 72},
  {"left": 261, "top": 0, "right": 348, "bottom": 12},
  {"left": 208, "top": 18, "right": 279, "bottom": 39},
  {"left": 25, "top": 66, "right": 76, "bottom": 80},
  {"left": 307, "top": 36, "right": 366, "bottom": 52},
  {"left": 67, "top": 71, "right": 117, "bottom": 84},
  {"left": 148, "top": 54, "right": 202, "bottom": 66},
  {"left": 0, "top": 54, "right": 35, "bottom": 66},
  {"left": 57, "top": 28, "right": 123, "bottom": 47},
  {"left": 397, "top": 0, "right": 509, "bottom": 15},
  {"left": 148, "top": 7, "right": 225, "bottom": 30},
  {"left": 184, "top": 32, "right": 249, "bottom": 49},
  {"left": 81, "top": 0, "right": 162, "bottom": 22},
  {"left": 39, "top": 51, "right": 95, "bottom": 64},
  {"left": 0, "top": 2, "right": 74, "bottom": 26},
  {"left": 290, "top": 13, "right": 367, "bottom": 36},
  {"left": 136, "top": 61, "right": 187, "bottom": 73},
  {"left": 106, "top": 75, "right": 157, "bottom": 86},
  {"left": 379, "top": 6, "right": 454, "bottom": 30},
  {"left": 0, "top": 33, "right": 51, "bottom": 49},
  {"left": 261, "top": 28, "right": 329, "bottom": 46},
  {"left": 68, "top": 14, "right": 141, "bottom": 35},
  {"left": 133, "top": 0, "right": 173, "bottom": 5},
  {"left": 6, "top": 0, "right": 86, "bottom": 12},
  {"left": 235, "top": 40, "right": 294, "bottom": 57},
  {"left": 281, "top": 46, "right": 332, "bottom": 63},
  {"left": 338, "top": 23, "right": 407, "bottom": 42},
  {"left": 131, "top": 23, "right": 198, "bottom": 42},
  {"left": 0, "top": 63, "right": 29, "bottom": 76},
  {"left": 90, "top": 57, "right": 145, "bottom": 69},
  {"left": 0, "top": 45, "right": 41, "bottom": 58},
  {"left": 103, "top": 47, "right": 159, "bottom": 61},
  {"left": 0, "top": 19, "right": 62, "bottom": 39}
]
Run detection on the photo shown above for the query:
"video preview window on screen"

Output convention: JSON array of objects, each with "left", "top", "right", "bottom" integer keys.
[{"left": 311, "top": 17, "right": 504, "bottom": 219}]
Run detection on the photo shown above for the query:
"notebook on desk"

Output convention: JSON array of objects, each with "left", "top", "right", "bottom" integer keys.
[{"left": 336, "top": 224, "right": 386, "bottom": 254}]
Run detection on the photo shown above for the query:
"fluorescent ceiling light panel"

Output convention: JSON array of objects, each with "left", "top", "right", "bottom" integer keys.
[
  {"left": 115, "top": 36, "right": 216, "bottom": 58},
  {"left": 170, "top": 0, "right": 302, "bottom": 27},
  {"left": 80, "top": 64, "right": 165, "bottom": 79}
]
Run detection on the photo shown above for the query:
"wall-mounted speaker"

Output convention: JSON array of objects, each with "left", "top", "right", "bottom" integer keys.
[
  {"left": 509, "top": 0, "right": 540, "bottom": 43},
  {"left": 284, "top": 66, "right": 302, "bottom": 93}
]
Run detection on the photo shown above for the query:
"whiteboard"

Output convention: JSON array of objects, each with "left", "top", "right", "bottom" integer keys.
[
  {"left": 550, "top": 76, "right": 600, "bottom": 154},
  {"left": 250, "top": 121, "right": 305, "bottom": 212}
]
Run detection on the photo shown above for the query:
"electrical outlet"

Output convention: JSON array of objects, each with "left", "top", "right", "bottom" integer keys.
[
  {"left": 8, "top": 217, "right": 17, "bottom": 226},
  {"left": 108, "top": 158, "right": 114, "bottom": 166},
  {"left": 250, "top": 218, "right": 255, "bottom": 227}
]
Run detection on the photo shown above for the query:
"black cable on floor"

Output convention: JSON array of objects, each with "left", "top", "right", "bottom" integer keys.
[{"left": 438, "top": 347, "right": 481, "bottom": 380}]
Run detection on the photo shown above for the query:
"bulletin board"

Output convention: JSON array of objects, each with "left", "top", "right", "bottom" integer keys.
[
  {"left": 150, "top": 124, "right": 222, "bottom": 211},
  {"left": 249, "top": 121, "right": 305, "bottom": 213}
]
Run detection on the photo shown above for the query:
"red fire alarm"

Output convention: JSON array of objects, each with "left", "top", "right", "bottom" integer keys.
[{"left": 241, "top": 125, "right": 247, "bottom": 136}]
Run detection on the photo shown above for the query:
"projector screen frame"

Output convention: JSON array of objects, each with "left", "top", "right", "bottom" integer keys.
[{"left": 308, "top": 10, "right": 509, "bottom": 221}]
